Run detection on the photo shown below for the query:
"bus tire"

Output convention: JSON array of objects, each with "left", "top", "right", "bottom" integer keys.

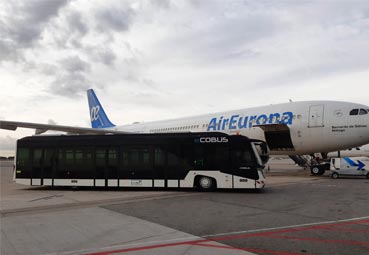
[
  {"left": 331, "top": 172, "right": 339, "bottom": 179},
  {"left": 366, "top": 173, "right": 369, "bottom": 179},
  {"left": 197, "top": 176, "right": 216, "bottom": 191}
]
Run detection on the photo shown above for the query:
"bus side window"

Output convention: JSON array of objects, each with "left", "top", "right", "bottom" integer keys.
[
  {"left": 108, "top": 149, "right": 117, "bottom": 165},
  {"left": 142, "top": 149, "right": 150, "bottom": 167},
  {"left": 75, "top": 150, "right": 83, "bottom": 165},
  {"left": 241, "top": 151, "right": 253, "bottom": 165},
  {"left": 43, "top": 148, "right": 54, "bottom": 178},
  {"left": 65, "top": 149, "right": 74, "bottom": 165},
  {"left": 122, "top": 148, "right": 151, "bottom": 169},
  {"left": 16, "top": 148, "right": 30, "bottom": 177},
  {"left": 96, "top": 149, "right": 106, "bottom": 166},
  {"left": 33, "top": 149, "right": 43, "bottom": 167},
  {"left": 193, "top": 145, "right": 205, "bottom": 169},
  {"left": 154, "top": 148, "right": 165, "bottom": 167},
  {"left": 122, "top": 150, "right": 129, "bottom": 167},
  {"left": 231, "top": 150, "right": 253, "bottom": 167},
  {"left": 167, "top": 152, "right": 180, "bottom": 167}
]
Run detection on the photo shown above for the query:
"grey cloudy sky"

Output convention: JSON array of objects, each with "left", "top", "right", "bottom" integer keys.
[{"left": 1, "top": 0, "right": 369, "bottom": 155}]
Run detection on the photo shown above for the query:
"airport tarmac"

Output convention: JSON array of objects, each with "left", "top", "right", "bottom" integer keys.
[{"left": 1, "top": 158, "right": 369, "bottom": 255}]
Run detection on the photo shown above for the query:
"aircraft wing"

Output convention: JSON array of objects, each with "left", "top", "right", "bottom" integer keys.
[{"left": 0, "top": 120, "right": 130, "bottom": 135}]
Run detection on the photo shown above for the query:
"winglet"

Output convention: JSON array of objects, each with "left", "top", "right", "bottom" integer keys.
[{"left": 87, "top": 89, "right": 115, "bottom": 129}]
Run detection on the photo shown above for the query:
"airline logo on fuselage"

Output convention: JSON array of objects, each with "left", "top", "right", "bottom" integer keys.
[{"left": 207, "top": 112, "right": 294, "bottom": 131}]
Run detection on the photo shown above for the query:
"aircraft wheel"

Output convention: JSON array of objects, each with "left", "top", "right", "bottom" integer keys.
[
  {"left": 311, "top": 165, "right": 321, "bottom": 175},
  {"left": 311, "top": 165, "right": 325, "bottom": 176},
  {"left": 317, "top": 169, "right": 325, "bottom": 176},
  {"left": 331, "top": 172, "right": 339, "bottom": 179},
  {"left": 197, "top": 176, "right": 216, "bottom": 191}
]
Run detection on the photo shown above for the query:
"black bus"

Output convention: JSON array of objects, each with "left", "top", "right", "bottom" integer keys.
[{"left": 14, "top": 132, "right": 267, "bottom": 190}]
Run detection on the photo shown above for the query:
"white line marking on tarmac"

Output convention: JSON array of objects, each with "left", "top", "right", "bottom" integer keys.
[{"left": 41, "top": 215, "right": 369, "bottom": 255}]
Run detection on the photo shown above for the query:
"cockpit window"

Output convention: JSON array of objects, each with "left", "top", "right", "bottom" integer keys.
[
  {"left": 359, "top": 109, "right": 368, "bottom": 115},
  {"left": 350, "top": 109, "right": 359, "bottom": 115}
]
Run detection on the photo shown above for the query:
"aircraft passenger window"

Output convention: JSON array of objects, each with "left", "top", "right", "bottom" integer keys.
[
  {"left": 359, "top": 109, "right": 368, "bottom": 115},
  {"left": 349, "top": 109, "right": 359, "bottom": 115}
]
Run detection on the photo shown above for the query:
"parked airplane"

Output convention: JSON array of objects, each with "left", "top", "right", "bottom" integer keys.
[{"left": 1, "top": 89, "right": 368, "bottom": 156}]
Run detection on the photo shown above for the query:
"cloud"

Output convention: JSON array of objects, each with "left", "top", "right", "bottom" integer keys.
[
  {"left": 0, "top": 0, "right": 70, "bottom": 62},
  {"left": 95, "top": 6, "right": 135, "bottom": 32},
  {"left": 59, "top": 55, "right": 91, "bottom": 73},
  {"left": 49, "top": 72, "right": 90, "bottom": 98},
  {"left": 1, "top": 0, "right": 369, "bottom": 135},
  {"left": 151, "top": 0, "right": 171, "bottom": 9},
  {"left": 67, "top": 10, "right": 89, "bottom": 35}
]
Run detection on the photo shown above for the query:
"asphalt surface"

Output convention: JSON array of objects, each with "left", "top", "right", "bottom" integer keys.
[
  {"left": 1, "top": 159, "right": 369, "bottom": 255},
  {"left": 103, "top": 177, "right": 369, "bottom": 255}
]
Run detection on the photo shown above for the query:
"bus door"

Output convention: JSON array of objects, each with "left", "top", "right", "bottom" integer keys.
[
  {"left": 28, "top": 147, "right": 54, "bottom": 186},
  {"left": 95, "top": 148, "right": 118, "bottom": 187},
  {"left": 153, "top": 148, "right": 166, "bottom": 188},
  {"left": 120, "top": 147, "right": 153, "bottom": 187},
  {"left": 230, "top": 148, "right": 259, "bottom": 188},
  {"left": 165, "top": 144, "right": 191, "bottom": 188},
  {"left": 42, "top": 148, "right": 55, "bottom": 186},
  {"left": 15, "top": 147, "right": 32, "bottom": 182},
  {"left": 31, "top": 148, "right": 43, "bottom": 185}
]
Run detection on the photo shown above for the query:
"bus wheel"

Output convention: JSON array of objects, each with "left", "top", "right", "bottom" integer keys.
[
  {"left": 197, "top": 176, "right": 216, "bottom": 191},
  {"left": 331, "top": 172, "right": 339, "bottom": 179},
  {"left": 366, "top": 173, "right": 369, "bottom": 179}
]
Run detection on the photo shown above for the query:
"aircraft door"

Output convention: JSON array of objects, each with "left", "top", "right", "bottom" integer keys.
[{"left": 308, "top": 105, "right": 324, "bottom": 127}]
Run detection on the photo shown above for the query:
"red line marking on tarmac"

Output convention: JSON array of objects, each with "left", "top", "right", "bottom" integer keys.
[
  {"left": 194, "top": 242, "right": 312, "bottom": 255},
  {"left": 202, "top": 218, "right": 369, "bottom": 243},
  {"left": 83, "top": 239, "right": 206, "bottom": 255},
  {"left": 83, "top": 218, "right": 369, "bottom": 255},
  {"left": 269, "top": 235, "right": 369, "bottom": 246},
  {"left": 315, "top": 226, "right": 369, "bottom": 233}
]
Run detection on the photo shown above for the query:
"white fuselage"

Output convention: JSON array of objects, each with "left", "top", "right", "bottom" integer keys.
[
  {"left": 327, "top": 144, "right": 369, "bottom": 158},
  {"left": 109, "top": 101, "right": 369, "bottom": 155}
]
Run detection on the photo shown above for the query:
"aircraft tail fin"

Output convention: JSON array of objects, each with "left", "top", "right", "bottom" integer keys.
[{"left": 87, "top": 89, "right": 116, "bottom": 129}]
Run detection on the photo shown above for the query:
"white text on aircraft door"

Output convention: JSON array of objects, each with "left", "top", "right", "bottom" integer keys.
[{"left": 308, "top": 105, "right": 324, "bottom": 127}]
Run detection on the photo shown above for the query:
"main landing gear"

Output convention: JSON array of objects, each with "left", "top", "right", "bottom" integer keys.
[{"left": 310, "top": 163, "right": 330, "bottom": 176}]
